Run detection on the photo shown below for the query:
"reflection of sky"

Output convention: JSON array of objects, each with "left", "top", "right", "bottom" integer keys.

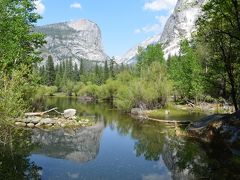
[{"left": 30, "top": 127, "right": 172, "bottom": 180}]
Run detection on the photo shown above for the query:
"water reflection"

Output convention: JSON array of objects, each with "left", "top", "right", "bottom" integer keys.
[
  {"left": 0, "top": 126, "right": 42, "bottom": 179},
  {"left": 31, "top": 121, "right": 104, "bottom": 163},
  {"left": 2, "top": 97, "right": 239, "bottom": 179}
]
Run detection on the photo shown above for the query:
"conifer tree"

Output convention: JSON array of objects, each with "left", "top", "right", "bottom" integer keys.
[{"left": 46, "top": 55, "right": 55, "bottom": 86}]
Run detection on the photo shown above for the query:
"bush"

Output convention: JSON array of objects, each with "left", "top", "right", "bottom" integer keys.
[
  {"left": 73, "top": 82, "right": 84, "bottom": 96},
  {"left": 78, "top": 82, "right": 100, "bottom": 99},
  {"left": 0, "top": 66, "right": 36, "bottom": 119},
  {"left": 63, "top": 80, "right": 74, "bottom": 96},
  {"left": 35, "top": 85, "right": 58, "bottom": 97}
]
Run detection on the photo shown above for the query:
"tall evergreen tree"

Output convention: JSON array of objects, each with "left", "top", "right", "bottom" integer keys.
[
  {"left": 73, "top": 63, "right": 79, "bottom": 82},
  {"left": 110, "top": 57, "right": 115, "bottom": 79},
  {"left": 46, "top": 55, "right": 55, "bottom": 86},
  {"left": 104, "top": 60, "right": 109, "bottom": 81},
  {"left": 79, "top": 59, "right": 84, "bottom": 81}
]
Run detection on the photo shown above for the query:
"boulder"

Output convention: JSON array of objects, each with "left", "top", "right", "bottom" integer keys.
[
  {"left": 22, "top": 118, "right": 31, "bottom": 123},
  {"left": 131, "top": 108, "right": 144, "bottom": 116},
  {"left": 15, "top": 122, "right": 26, "bottom": 127},
  {"left": 63, "top": 109, "right": 77, "bottom": 118},
  {"left": 27, "top": 123, "right": 35, "bottom": 128},
  {"left": 31, "top": 117, "right": 42, "bottom": 124},
  {"left": 40, "top": 118, "right": 55, "bottom": 125}
]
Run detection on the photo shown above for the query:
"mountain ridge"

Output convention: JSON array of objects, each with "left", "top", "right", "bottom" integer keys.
[{"left": 36, "top": 19, "right": 109, "bottom": 66}]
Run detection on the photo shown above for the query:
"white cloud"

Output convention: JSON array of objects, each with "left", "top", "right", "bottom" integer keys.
[
  {"left": 34, "top": 0, "right": 45, "bottom": 15},
  {"left": 144, "top": 0, "right": 177, "bottom": 11},
  {"left": 70, "top": 2, "right": 82, "bottom": 9},
  {"left": 134, "top": 29, "right": 141, "bottom": 34},
  {"left": 134, "top": 15, "right": 169, "bottom": 34},
  {"left": 134, "top": 0, "right": 177, "bottom": 35}
]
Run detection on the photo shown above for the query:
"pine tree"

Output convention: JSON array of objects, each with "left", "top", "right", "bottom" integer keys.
[
  {"left": 46, "top": 55, "right": 55, "bottom": 86},
  {"left": 110, "top": 57, "right": 115, "bottom": 79},
  {"left": 104, "top": 60, "right": 109, "bottom": 81},
  {"left": 73, "top": 63, "right": 79, "bottom": 82},
  {"left": 79, "top": 59, "right": 84, "bottom": 81}
]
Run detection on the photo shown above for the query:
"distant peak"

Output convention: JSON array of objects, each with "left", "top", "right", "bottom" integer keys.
[{"left": 67, "top": 19, "right": 99, "bottom": 31}]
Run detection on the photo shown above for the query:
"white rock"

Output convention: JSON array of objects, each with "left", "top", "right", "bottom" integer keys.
[
  {"left": 27, "top": 123, "right": 35, "bottom": 128},
  {"left": 15, "top": 122, "right": 26, "bottom": 127},
  {"left": 63, "top": 109, "right": 77, "bottom": 118}
]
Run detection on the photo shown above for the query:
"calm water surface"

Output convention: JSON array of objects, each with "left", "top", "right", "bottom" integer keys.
[{"left": 0, "top": 97, "right": 240, "bottom": 180}]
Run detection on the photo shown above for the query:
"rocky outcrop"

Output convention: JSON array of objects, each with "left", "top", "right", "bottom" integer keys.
[
  {"left": 31, "top": 121, "right": 104, "bottom": 163},
  {"left": 36, "top": 19, "right": 109, "bottom": 66},
  {"left": 15, "top": 116, "right": 93, "bottom": 129},
  {"left": 187, "top": 111, "right": 240, "bottom": 154}
]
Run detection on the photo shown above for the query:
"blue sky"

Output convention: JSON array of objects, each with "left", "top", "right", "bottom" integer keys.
[{"left": 35, "top": 0, "right": 177, "bottom": 57}]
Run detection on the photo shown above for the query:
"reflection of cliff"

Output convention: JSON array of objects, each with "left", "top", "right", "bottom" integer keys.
[
  {"left": 31, "top": 121, "right": 104, "bottom": 163},
  {"left": 162, "top": 135, "right": 207, "bottom": 180}
]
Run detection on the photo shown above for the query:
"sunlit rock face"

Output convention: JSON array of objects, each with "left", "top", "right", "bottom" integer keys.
[
  {"left": 160, "top": 0, "right": 206, "bottom": 59},
  {"left": 31, "top": 121, "right": 104, "bottom": 163},
  {"left": 118, "top": 0, "right": 207, "bottom": 64},
  {"left": 36, "top": 19, "right": 109, "bottom": 66}
]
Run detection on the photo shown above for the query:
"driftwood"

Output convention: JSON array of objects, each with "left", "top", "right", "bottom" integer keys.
[
  {"left": 147, "top": 117, "right": 190, "bottom": 125},
  {"left": 25, "top": 107, "right": 59, "bottom": 117}
]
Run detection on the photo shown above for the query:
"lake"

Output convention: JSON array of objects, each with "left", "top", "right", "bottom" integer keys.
[{"left": 0, "top": 97, "right": 239, "bottom": 179}]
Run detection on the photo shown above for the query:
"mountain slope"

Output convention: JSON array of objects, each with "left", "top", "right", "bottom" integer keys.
[
  {"left": 36, "top": 19, "right": 108, "bottom": 65},
  {"left": 161, "top": 0, "right": 206, "bottom": 58},
  {"left": 117, "top": 34, "right": 161, "bottom": 64},
  {"left": 118, "top": 0, "right": 206, "bottom": 64}
]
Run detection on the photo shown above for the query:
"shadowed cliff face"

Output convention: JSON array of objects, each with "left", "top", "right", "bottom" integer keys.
[
  {"left": 31, "top": 121, "right": 104, "bottom": 163},
  {"left": 36, "top": 19, "right": 109, "bottom": 65}
]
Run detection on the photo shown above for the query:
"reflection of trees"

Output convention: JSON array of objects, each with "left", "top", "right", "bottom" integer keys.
[
  {"left": 0, "top": 125, "right": 42, "bottom": 179},
  {"left": 162, "top": 134, "right": 208, "bottom": 179},
  {"left": 132, "top": 122, "right": 166, "bottom": 161},
  {"left": 38, "top": 97, "right": 240, "bottom": 179}
]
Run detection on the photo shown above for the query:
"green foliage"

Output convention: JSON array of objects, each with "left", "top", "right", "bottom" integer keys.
[
  {"left": 0, "top": 0, "right": 45, "bottom": 73},
  {"left": 104, "top": 60, "right": 109, "bottom": 81},
  {"left": 35, "top": 85, "right": 58, "bottom": 97},
  {"left": 0, "top": 0, "right": 45, "bottom": 119},
  {"left": 136, "top": 43, "right": 164, "bottom": 74},
  {"left": 45, "top": 55, "right": 55, "bottom": 86},
  {"left": 78, "top": 82, "right": 100, "bottom": 99},
  {"left": 196, "top": 0, "right": 240, "bottom": 110},
  {"left": 63, "top": 80, "right": 74, "bottom": 96},
  {"left": 73, "top": 82, "right": 84, "bottom": 96},
  {"left": 168, "top": 40, "right": 204, "bottom": 102},
  {"left": 0, "top": 66, "right": 38, "bottom": 119}
]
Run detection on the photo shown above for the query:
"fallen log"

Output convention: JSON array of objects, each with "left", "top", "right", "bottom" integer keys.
[
  {"left": 147, "top": 117, "right": 190, "bottom": 125},
  {"left": 25, "top": 107, "right": 58, "bottom": 117}
]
